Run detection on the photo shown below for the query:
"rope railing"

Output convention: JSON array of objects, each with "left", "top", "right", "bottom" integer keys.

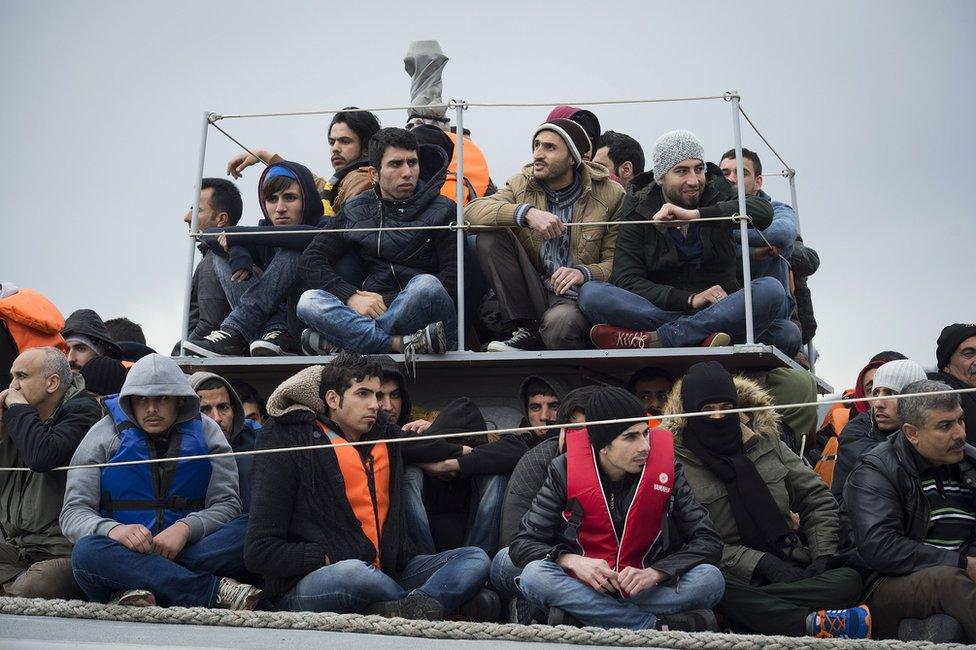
[
  {"left": 738, "top": 104, "right": 793, "bottom": 174},
  {"left": 2, "top": 386, "right": 971, "bottom": 474}
]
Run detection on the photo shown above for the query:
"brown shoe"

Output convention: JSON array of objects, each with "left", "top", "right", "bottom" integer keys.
[{"left": 701, "top": 332, "right": 731, "bottom": 347}]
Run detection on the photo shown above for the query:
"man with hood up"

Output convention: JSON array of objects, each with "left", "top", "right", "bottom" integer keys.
[
  {"left": 61, "top": 309, "right": 123, "bottom": 371},
  {"left": 189, "top": 372, "right": 261, "bottom": 512},
  {"left": 297, "top": 128, "right": 458, "bottom": 357},
  {"left": 61, "top": 354, "right": 260, "bottom": 609},
  {"left": 0, "top": 347, "right": 101, "bottom": 598},
  {"left": 183, "top": 160, "right": 326, "bottom": 358}
]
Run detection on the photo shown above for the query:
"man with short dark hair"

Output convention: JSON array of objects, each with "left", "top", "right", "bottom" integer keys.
[
  {"left": 466, "top": 120, "right": 624, "bottom": 351},
  {"left": 0, "top": 347, "right": 101, "bottom": 598},
  {"left": 62, "top": 309, "right": 122, "bottom": 371},
  {"left": 931, "top": 324, "right": 976, "bottom": 444},
  {"left": 593, "top": 131, "right": 644, "bottom": 188},
  {"left": 627, "top": 367, "right": 674, "bottom": 417},
  {"left": 229, "top": 379, "right": 266, "bottom": 426},
  {"left": 846, "top": 381, "right": 976, "bottom": 642},
  {"left": 297, "top": 128, "right": 458, "bottom": 356}
]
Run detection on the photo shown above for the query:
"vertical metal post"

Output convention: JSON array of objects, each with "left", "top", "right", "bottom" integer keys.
[
  {"left": 179, "top": 111, "right": 212, "bottom": 356},
  {"left": 730, "top": 94, "right": 755, "bottom": 344},
  {"left": 453, "top": 101, "right": 467, "bottom": 351}
]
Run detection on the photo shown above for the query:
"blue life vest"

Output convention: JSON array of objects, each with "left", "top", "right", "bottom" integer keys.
[{"left": 100, "top": 395, "right": 212, "bottom": 533}]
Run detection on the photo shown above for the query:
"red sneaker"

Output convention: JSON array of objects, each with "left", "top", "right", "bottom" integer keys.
[
  {"left": 590, "top": 325, "right": 661, "bottom": 349},
  {"left": 701, "top": 332, "right": 731, "bottom": 347}
]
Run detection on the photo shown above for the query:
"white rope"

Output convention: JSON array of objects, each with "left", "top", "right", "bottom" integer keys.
[
  {"left": 0, "top": 386, "right": 971, "bottom": 474},
  {"left": 738, "top": 104, "right": 793, "bottom": 173}
]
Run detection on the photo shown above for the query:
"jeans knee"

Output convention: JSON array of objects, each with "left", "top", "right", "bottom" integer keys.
[
  {"left": 325, "top": 559, "right": 377, "bottom": 583},
  {"left": 71, "top": 535, "right": 112, "bottom": 568},
  {"left": 518, "top": 559, "right": 553, "bottom": 599},
  {"left": 577, "top": 281, "right": 609, "bottom": 312},
  {"left": 407, "top": 273, "right": 442, "bottom": 295},
  {"left": 683, "top": 564, "right": 726, "bottom": 604},
  {"left": 455, "top": 546, "right": 491, "bottom": 573},
  {"left": 296, "top": 289, "right": 322, "bottom": 319},
  {"left": 751, "top": 276, "right": 786, "bottom": 307}
]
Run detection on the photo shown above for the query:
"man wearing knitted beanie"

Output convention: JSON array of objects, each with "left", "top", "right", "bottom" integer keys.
[
  {"left": 465, "top": 120, "right": 625, "bottom": 352},
  {"left": 578, "top": 129, "right": 801, "bottom": 357},
  {"left": 930, "top": 323, "right": 976, "bottom": 445},
  {"left": 510, "top": 386, "right": 725, "bottom": 631}
]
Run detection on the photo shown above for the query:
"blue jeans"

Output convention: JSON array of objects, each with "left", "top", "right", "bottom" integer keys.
[
  {"left": 490, "top": 546, "right": 522, "bottom": 600},
  {"left": 297, "top": 273, "right": 457, "bottom": 352},
  {"left": 71, "top": 515, "right": 250, "bottom": 607},
  {"left": 403, "top": 466, "right": 507, "bottom": 555},
  {"left": 578, "top": 276, "right": 801, "bottom": 356},
  {"left": 518, "top": 560, "right": 725, "bottom": 630},
  {"left": 213, "top": 249, "right": 301, "bottom": 340},
  {"left": 276, "top": 547, "right": 489, "bottom": 614}
]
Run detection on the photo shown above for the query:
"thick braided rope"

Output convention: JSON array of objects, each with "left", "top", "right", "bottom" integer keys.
[{"left": 0, "top": 597, "right": 969, "bottom": 650}]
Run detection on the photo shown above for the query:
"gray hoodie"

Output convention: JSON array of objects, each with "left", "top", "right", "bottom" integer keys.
[
  {"left": 187, "top": 371, "right": 245, "bottom": 442},
  {"left": 60, "top": 354, "right": 240, "bottom": 544}
]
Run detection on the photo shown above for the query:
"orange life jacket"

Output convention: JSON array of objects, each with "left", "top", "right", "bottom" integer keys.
[
  {"left": 814, "top": 435, "right": 839, "bottom": 488},
  {"left": 812, "top": 390, "right": 854, "bottom": 487},
  {"left": 316, "top": 421, "right": 390, "bottom": 566},
  {"left": 0, "top": 289, "right": 67, "bottom": 353},
  {"left": 442, "top": 133, "right": 491, "bottom": 206}
]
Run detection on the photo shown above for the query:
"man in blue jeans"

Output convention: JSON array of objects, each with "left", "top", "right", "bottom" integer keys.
[
  {"left": 245, "top": 354, "right": 492, "bottom": 619},
  {"left": 578, "top": 129, "right": 801, "bottom": 357},
  {"left": 510, "top": 387, "right": 725, "bottom": 630},
  {"left": 60, "top": 354, "right": 259, "bottom": 609},
  {"left": 296, "top": 128, "right": 457, "bottom": 357}
]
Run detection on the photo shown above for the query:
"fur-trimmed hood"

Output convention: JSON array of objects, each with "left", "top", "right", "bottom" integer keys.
[
  {"left": 266, "top": 365, "right": 327, "bottom": 418},
  {"left": 662, "top": 374, "right": 781, "bottom": 444}
]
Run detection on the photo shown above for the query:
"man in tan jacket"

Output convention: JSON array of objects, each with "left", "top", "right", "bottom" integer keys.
[{"left": 464, "top": 119, "right": 624, "bottom": 351}]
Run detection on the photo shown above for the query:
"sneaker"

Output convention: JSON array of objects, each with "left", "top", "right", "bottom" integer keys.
[
  {"left": 806, "top": 604, "right": 872, "bottom": 639},
  {"left": 300, "top": 328, "right": 337, "bottom": 356},
  {"left": 249, "top": 330, "right": 296, "bottom": 356},
  {"left": 486, "top": 327, "right": 545, "bottom": 353},
  {"left": 214, "top": 577, "right": 262, "bottom": 611},
  {"left": 182, "top": 329, "right": 246, "bottom": 358},
  {"left": 510, "top": 596, "right": 545, "bottom": 625},
  {"left": 589, "top": 324, "right": 661, "bottom": 350},
  {"left": 366, "top": 592, "right": 443, "bottom": 621},
  {"left": 701, "top": 332, "right": 731, "bottom": 347},
  {"left": 109, "top": 589, "right": 156, "bottom": 607},
  {"left": 898, "top": 614, "right": 967, "bottom": 643},
  {"left": 546, "top": 606, "right": 581, "bottom": 627},
  {"left": 457, "top": 588, "right": 501, "bottom": 622},
  {"left": 657, "top": 609, "right": 719, "bottom": 632}
]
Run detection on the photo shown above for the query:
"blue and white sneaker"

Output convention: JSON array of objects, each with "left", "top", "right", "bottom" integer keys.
[{"left": 806, "top": 604, "right": 872, "bottom": 638}]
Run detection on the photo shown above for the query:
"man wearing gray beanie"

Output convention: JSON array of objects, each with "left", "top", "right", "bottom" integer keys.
[
  {"left": 578, "top": 129, "right": 800, "bottom": 358},
  {"left": 831, "top": 359, "right": 928, "bottom": 505}
]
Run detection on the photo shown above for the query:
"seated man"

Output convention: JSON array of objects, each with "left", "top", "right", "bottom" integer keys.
[
  {"left": 229, "top": 379, "right": 267, "bottom": 426},
  {"left": 932, "top": 324, "right": 976, "bottom": 444},
  {"left": 667, "top": 362, "right": 869, "bottom": 639},
  {"left": 61, "top": 354, "right": 258, "bottom": 609},
  {"left": 511, "top": 387, "right": 725, "bottom": 630},
  {"left": 245, "top": 353, "right": 489, "bottom": 619},
  {"left": 846, "top": 381, "right": 976, "bottom": 642},
  {"left": 627, "top": 366, "right": 674, "bottom": 418},
  {"left": 832, "top": 359, "right": 927, "bottom": 505},
  {"left": 62, "top": 309, "right": 123, "bottom": 371},
  {"left": 0, "top": 347, "right": 101, "bottom": 598},
  {"left": 189, "top": 372, "right": 261, "bottom": 512},
  {"left": 592, "top": 130, "right": 644, "bottom": 188},
  {"left": 578, "top": 130, "right": 800, "bottom": 357},
  {"left": 465, "top": 119, "right": 624, "bottom": 351},
  {"left": 296, "top": 128, "right": 457, "bottom": 357},
  {"left": 183, "top": 161, "right": 326, "bottom": 357}
]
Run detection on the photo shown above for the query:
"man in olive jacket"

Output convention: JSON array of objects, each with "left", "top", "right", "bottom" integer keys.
[
  {"left": 465, "top": 119, "right": 624, "bottom": 352},
  {"left": 578, "top": 130, "right": 800, "bottom": 357},
  {"left": 666, "top": 362, "right": 868, "bottom": 638}
]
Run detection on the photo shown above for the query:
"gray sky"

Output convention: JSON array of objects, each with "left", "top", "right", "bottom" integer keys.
[{"left": 2, "top": 0, "right": 973, "bottom": 391}]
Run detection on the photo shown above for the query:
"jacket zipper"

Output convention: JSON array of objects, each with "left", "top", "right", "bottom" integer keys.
[
  {"left": 363, "top": 453, "right": 381, "bottom": 553},
  {"left": 378, "top": 207, "right": 403, "bottom": 294}
]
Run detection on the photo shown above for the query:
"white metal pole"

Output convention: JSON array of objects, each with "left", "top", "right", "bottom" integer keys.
[
  {"left": 453, "top": 101, "right": 467, "bottom": 350},
  {"left": 730, "top": 94, "right": 755, "bottom": 344},
  {"left": 179, "top": 111, "right": 212, "bottom": 355}
]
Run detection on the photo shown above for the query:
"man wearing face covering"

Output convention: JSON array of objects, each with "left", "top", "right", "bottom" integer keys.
[{"left": 669, "top": 362, "right": 870, "bottom": 639}]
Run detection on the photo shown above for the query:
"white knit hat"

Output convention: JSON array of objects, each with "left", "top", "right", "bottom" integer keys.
[
  {"left": 652, "top": 129, "right": 705, "bottom": 180},
  {"left": 873, "top": 360, "right": 928, "bottom": 394}
]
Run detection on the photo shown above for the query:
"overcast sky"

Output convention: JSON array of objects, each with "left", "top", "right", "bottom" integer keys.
[{"left": 2, "top": 1, "right": 973, "bottom": 391}]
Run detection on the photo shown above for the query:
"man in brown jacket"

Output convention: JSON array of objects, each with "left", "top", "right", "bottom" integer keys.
[{"left": 465, "top": 119, "right": 624, "bottom": 351}]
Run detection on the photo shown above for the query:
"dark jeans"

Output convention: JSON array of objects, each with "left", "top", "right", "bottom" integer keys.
[
  {"left": 718, "top": 568, "right": 863, "bottom": 636},
  {"left": 403, "top": 466, "right": 507, "bottom": 556},
  {"left": 867, "top": 566, "right": 976, "bottom": 640},
  {"left": 213, "top": 250, "right": 299, "bottom": 341},
  {"left": 71, "top": 515, "right": 249, "bottom": 607},
  {"left": 489, "top": 546, "right": 522, "bottom": 600},
  {"left": 474, "top": 230, "right": 589, "bottom": 349},
  {"left": 577, "top": 276, "right": 801, "bottom": 356},
  {"left": 276, "top": 547, "right": 490, "bottom": 614}
]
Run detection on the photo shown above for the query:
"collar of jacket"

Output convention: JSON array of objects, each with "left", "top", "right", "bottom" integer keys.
[
  {"left": 624, "top": 162, "right": 729, "bottom": 221},
  {"left": 892, "top": 430, "right": 976, "bottom": 481},
  {"left": 524, "top": 160, "right": 603, "bottom": 200}
]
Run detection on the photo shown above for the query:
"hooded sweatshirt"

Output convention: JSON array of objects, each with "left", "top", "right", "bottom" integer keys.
[
  {"left": 516, "top": 373, "right": 573, "bottom": 446},
  {"left": 60, "top": 354, "right": 240, "bottom": 544},
  {"left": 62, "top": 309, "right": 122, "bottom": 359}
]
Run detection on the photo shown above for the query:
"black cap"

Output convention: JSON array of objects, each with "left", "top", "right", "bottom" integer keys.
[{"left": 937, "top": 324, "right": 976, "bottom": 371}]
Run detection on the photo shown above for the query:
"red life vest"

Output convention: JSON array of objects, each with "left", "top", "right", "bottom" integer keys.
[{"left": 563, "top": 426, "right": 674, "bottom": 596}]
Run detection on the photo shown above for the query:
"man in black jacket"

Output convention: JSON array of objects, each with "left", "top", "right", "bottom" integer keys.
[
  {"left": 296, "top": 128, "right": 457, "bottom": 357},
  {"left": 62, "top": 309, "right": 122, "bottom": 371},
  {"left": 245, "top": 353, "right": 489, "bottom": 620},
  {"left": 578, "top": 130, "right": 800, "bottom": 357},
  {"left": 846, "top": 381, "right": 976, "bottom": 641},
  {"left": 931, "top": 324, "right": 976, "bottom": 444},
  {"left": 0, "top": 347, "right": 101, "bottom": 598},
  {"left": 510, "top": 387, "right": 724, "bottom": 630}
]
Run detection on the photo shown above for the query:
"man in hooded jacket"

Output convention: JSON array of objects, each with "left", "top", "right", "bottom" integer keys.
[{"left": 62, "top": 309, "right": 123, "bottom": 371}]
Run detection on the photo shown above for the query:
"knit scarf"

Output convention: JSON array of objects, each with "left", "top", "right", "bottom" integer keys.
[
  {"left": 683, "top": 415, "right": 797, "bottom": 557},
  {"left": 540, "top": 172, "right": 583, "bottom": 298}
]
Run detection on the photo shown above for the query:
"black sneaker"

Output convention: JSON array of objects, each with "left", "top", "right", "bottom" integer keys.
[
  {"left": 546, "top": 606, "right": 580, "bottom": 627},
  {"left": 486, "top": 327, "right": 544, "bottom": 353},
  {"left": 510, "top": 596, "right": 544, "bottom": 624},
  {"left": 899, "top": 614, "right": 966, "bottom": 643},
  {"left": 657, "top": 609, "right": 719, "bottom": 632},
  {"left": 300, "top": 328, "right": 337, "bottom": 356},
  {"left": 182, "top": 329, "right": 246, "bottom": 357},
  {"left": 249, "top": 330, "right": 296, "bottom": 356},
  {"left": 457, "top": 588, "right": 501, "bottom": 622},
  {"left": 365, "top": 592, "right": 443, "bottom": 621}
]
